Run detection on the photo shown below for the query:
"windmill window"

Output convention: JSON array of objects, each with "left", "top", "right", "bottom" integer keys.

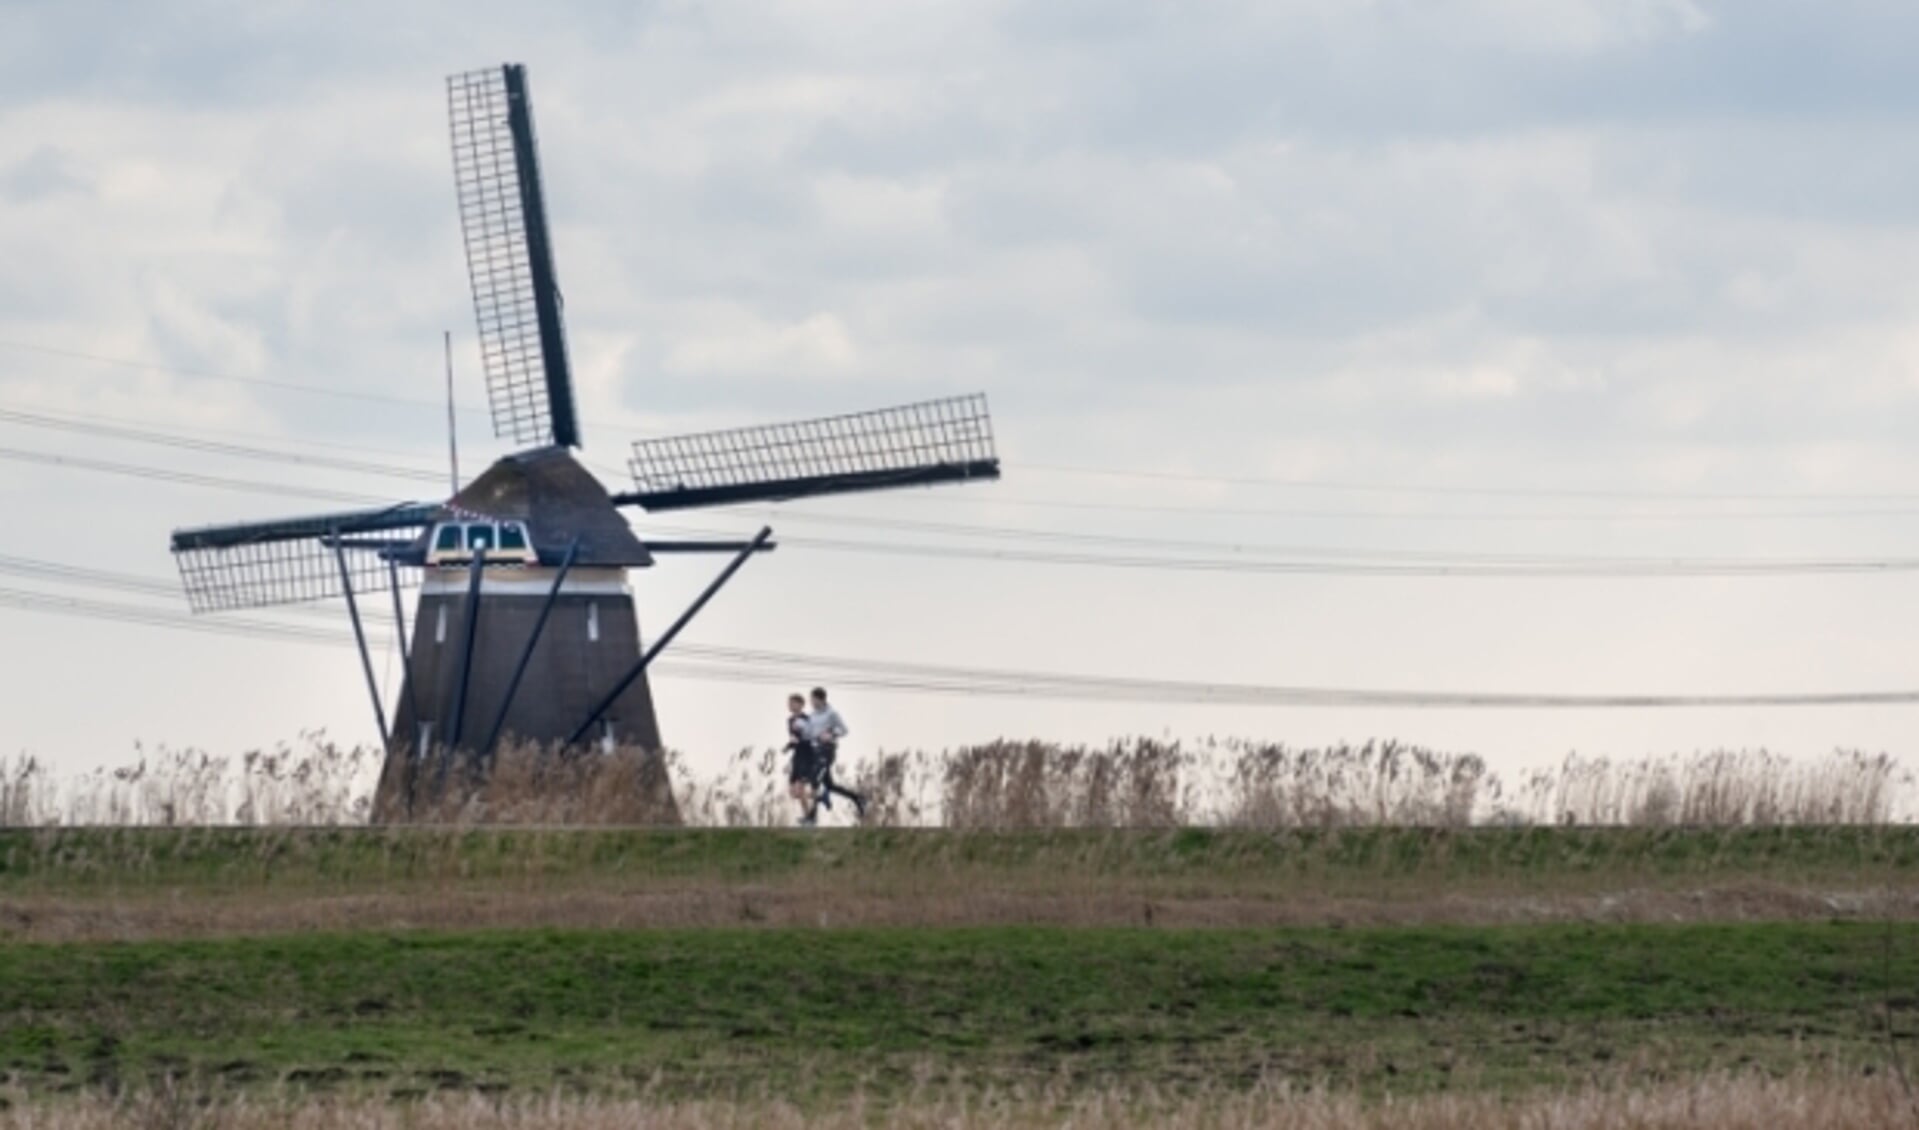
[{"left": 498, "top": 523, "right": 528, "bottom": 552}]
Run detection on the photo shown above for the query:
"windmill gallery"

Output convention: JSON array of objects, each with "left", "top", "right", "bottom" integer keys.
[{"left": 165, "top": 63, "right": 1001, "bottom": 819}]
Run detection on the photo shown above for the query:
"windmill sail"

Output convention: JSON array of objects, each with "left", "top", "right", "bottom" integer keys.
[
  {"left": 171, "top": 503, "right": 437, "bottom": 613},
  {"left": 447, "top": 63, "right": 580, "bottom": 449},
  {"left": 623, "top": 393, "right": 1000, "bottom": 511}
]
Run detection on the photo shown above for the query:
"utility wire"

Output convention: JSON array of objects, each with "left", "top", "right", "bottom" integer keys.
[
  {"left": 731, "top": 508, "right": 1919, "bottom": 568},
  {"left": 8, "top": 393, "right": 1919, "bottom": 528},
  {"left": 654, "top": 656, "right": 1919, "bottom": 710},
  {"left": 2, "top": 579, "right": 1914, "bottom": 711},
  {"left": 0, "top": 445, "right": 397, "bottom": 505},
  {"left": 0, "top": 340, "right": 464, "bottom": 413},
  {"left": 0, "top": 407, "right": 447, "bottom": 483},
  {"left": 0, "top": 585, "right": 386, "bottom": 648},
  {"left": 905, "top": 492, "right": 1919, "bottom": 524},
  {"left": 11, "top": 421, "right": 1916, "bottom": 574},
  {"left": 2, "top": 423, "right": 1915, "bottom": 577},
  {"left": 0, "top": 396, "right": 457, "bottom": 463},
  {"left": 13, "top": 337, "right": 1919, "bottom": 506},
  {"left": 0, "top": 556, "right": 397, "bottom": 629},
  {"left": 648, "top": 524, "right": 1919, "bottom": 578},
  {"left": 1022, "top": 462, "right": 1919, "bottom": 504}
]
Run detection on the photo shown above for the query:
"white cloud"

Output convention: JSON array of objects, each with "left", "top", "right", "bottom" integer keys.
[
  {"left": 0, "top": 0, "right": 1917, "bottom": 780},
  {"left": 664, "top": 308, "right": 861, "bottom": 381}
]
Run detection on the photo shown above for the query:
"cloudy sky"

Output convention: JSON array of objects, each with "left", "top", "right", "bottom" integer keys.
[{"left": 3, "top": 0, "right": 1918, "bottom": 783}]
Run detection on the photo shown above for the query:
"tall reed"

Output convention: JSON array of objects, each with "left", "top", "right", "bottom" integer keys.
[{"left": 2, "top": 737, "right": 1911, "bottom": 829}]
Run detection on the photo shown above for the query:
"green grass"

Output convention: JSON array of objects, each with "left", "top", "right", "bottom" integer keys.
[
  {"left": 3, "top": 825, "right": 1915, "bottom": 897},
  {"left": 3, "top": 922, "right": 1915, "bottom": 1099}
]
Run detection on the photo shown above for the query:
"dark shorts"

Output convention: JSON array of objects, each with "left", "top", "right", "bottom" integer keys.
[{"left": 788, "top": 742, "right": 821, "bottom": 785}]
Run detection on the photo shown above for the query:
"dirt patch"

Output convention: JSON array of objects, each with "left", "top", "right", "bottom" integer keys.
[{"left": 2, "top": 883, "right": 1916, "bottom": 941}]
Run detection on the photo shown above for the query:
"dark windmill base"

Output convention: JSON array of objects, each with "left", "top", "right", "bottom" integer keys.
[{"left": 373, "top": 580, "right": 678, "bottom": 824}]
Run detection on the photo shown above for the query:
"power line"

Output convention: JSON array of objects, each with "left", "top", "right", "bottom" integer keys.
[
  {"left": 0, "top": 396, "right": 456, "bottom": 463},
  {"left": 649, "top": 524, "right": 1919, "bottom": 578},
  {"left": 10, "top": 409, "right": 1912, "bottom": 527},
  {"left": 14, "top": 338, "right": 1919, "bottom": 508},
  {"left": 0, "top": 340, "right": 462, "bottom": 414},
  {"left": 2, "top": 420, "right": 1914, "bottom": 577},
  {"left": 904, "top": 491, "right": 1919, "bottom": 523},
  {"left": 0, "top": 407, "right": 448, "bottom": 484},
  {"left": 0, "top": 556, "right": 397, "bottom": 630},
  {"left": 0, "top": 585, "right": 386, "bottom": 648},
  {"left": 0, "top": 445, "right": 400, "bottom": 505},
  {"left": 732, "top": 507, "right": 1919, "bottom": 568},
  {"left": 0, "top": 339, "right": 666, "bottom": 437},
  {"left": 0, "top": 399, "right": 456, "bottom": 464},
  {"left": 1, "top": 577, "right": 1913, "bottom": 711},
  {"left": 656, "top": 651, "right": 1919, "bottom": 710},
  {"left": 11, "top": 422, "right": 1912, "bottom": 573},
  {"left": 12, "top": 368, "right": 1919, "bottom": 531},
  {"left": 1022, "top": 461, "right": 1919, "bottom": 504}
]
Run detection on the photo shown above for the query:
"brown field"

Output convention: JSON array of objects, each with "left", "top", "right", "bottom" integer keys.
[
  {"left": 5, "top": 1072, "right": 1915, "bottom": 1129},
  {"left": 9, "top": 879, "right": 1919, "bottom": 943}
]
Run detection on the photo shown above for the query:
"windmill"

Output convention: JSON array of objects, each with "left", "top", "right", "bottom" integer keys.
[{"left": 168, "top": 63, "right": 1000, "bottom": 819}]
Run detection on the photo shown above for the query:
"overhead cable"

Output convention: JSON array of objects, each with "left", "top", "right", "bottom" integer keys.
[
  {"left": 11, "top": 337, "right": 1919, "bottom": 506},
  {"left": 732, "top": 508, "right": 1919, "bottom": 568},
  {"left": 0, "top": 407, "right": 446, "bottom": 483},
  {"left": 0, "top": 445, "right": 396, "bottom": 505},
  {"left": 648, "top": 525, "right": 1919, "bottom": 579},
  {"left": 1022, "top": 462, "right": 1919, "bottom": 504},
  {"left": 1, "top": 581, "right": 1913, "bottom": 711}
]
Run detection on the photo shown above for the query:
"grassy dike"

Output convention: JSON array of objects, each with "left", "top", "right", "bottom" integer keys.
[
  {"left": 3, "top": 825, "right": 1916, "bottom": 896},
  {"left": 2, "top": 922, "right": 1916, "bottom": 1099}
]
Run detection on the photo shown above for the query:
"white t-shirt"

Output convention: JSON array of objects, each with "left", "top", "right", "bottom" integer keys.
[{"left": 806, "top": 705, "right": 848, "bottom": 744}]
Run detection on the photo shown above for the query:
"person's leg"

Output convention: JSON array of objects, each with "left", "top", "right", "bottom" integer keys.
[
  {"left": 789, "top": 750, "right": 817, "bottom": 824},
  {"left": 815, "top": 744, "right": 836, "bottom": 809},
  {"left": 818, "top": 744, "right": 866, "bottom": 818},
  {"left": 797, "top": 744, "right": 824, "bottom": 824},
  {"left": 827, "top": 779, "right": 865, "bottom": 817}
]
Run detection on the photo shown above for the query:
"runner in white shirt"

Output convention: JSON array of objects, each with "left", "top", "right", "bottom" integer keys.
[{"left": 805, "top": 686, "right": 865, "bottom": 821}]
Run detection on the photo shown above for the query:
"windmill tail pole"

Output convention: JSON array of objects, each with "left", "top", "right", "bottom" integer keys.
[
  {"left": 437, "top": 550, "right": 488, "bottom": 799},
  {"left": 479, "top": 537, "right": 581, "bottom": 766},
  {"left": 387, "top": 555, "right": 420, "bottom": 749},
  {"left": 566, "top": 526, "right": 773, "bottom": 749},
  {"left": 331, "top": 534, "right": 390, "bottom": 746}
]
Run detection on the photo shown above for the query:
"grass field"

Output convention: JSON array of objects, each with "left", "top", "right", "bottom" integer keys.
[
  {"left": 3, "top": 824, "right": 1918, "bottom": 1122},
  {"left": 2, "top": 922, "right": 1915, "bottom": 1100}
]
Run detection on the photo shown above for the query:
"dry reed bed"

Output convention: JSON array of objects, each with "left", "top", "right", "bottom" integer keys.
[
  {"left": 2, "top": 738, "right": 1911, "bottom": 828},
  {"left": 3, "top": 1073, "right": 1913, "bottom": 1129}
]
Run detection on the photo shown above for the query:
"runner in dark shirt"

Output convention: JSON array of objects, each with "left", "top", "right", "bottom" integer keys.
[{"left": 784, "top": 693, "right": 821, "bottom": 825}]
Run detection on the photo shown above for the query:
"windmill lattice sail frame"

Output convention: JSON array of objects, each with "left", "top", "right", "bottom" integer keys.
[
  {"left": 447, "top": 64, "right": 579, "bottom": 449},
  {"left": 172, "top": 505, "right": 435, "bottom": 613},
  {"left": 626, "top": 393, "right": 999, "bottom": 510}
]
